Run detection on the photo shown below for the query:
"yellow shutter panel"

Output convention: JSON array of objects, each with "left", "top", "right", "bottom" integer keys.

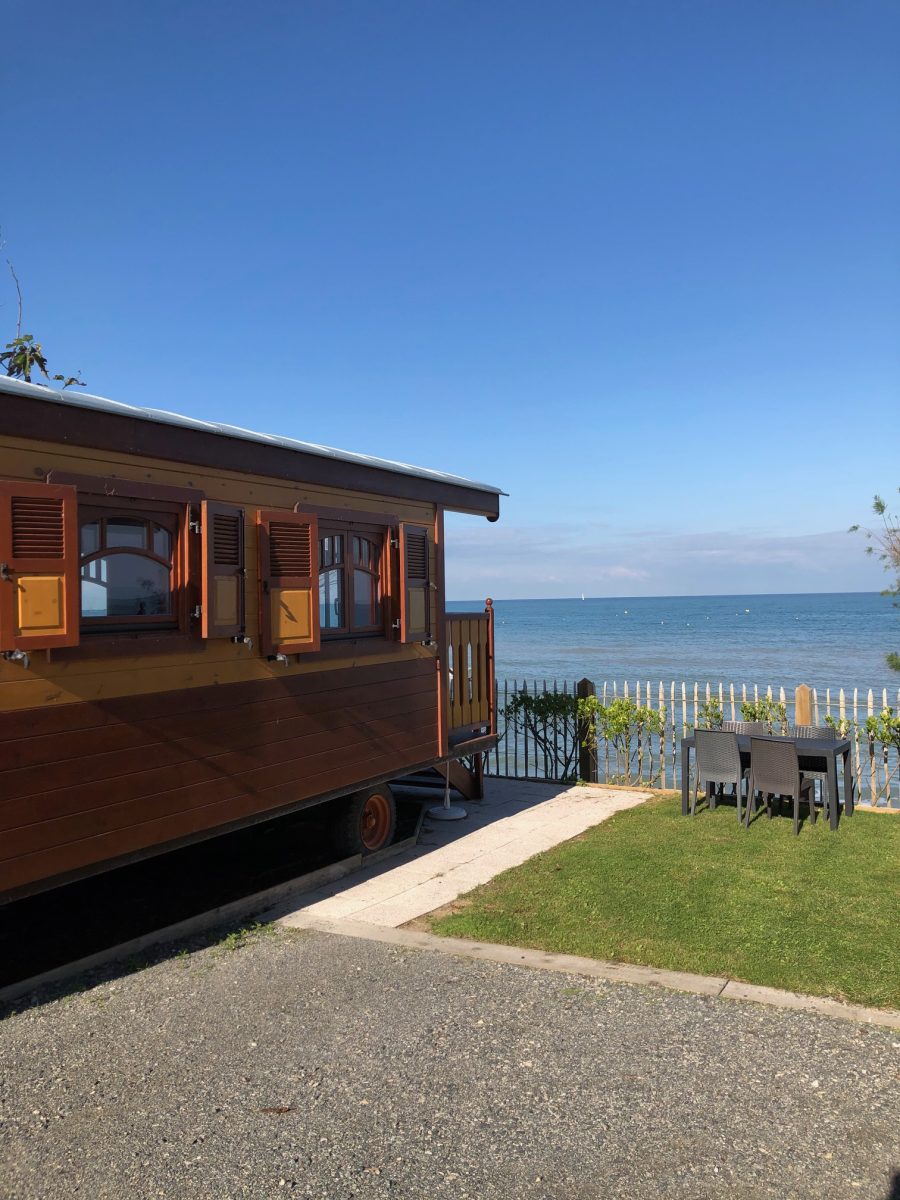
[
  {"left": 257, "top": 509, "right": 320, "bottom": 656},
  {"left": 0, "top": 480, "right": 80, "bottom": 653},
  {"left": 201, "top": 501, "right": 246, "bottom": 639}
]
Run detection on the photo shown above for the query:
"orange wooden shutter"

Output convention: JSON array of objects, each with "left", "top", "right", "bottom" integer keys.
[
  {"left": 398, "top": 522, "right": 432, "bottom": 643},
  {"left": 0, "top": 480, "right": 79, "bottom": 652},
  {"left": 201, "top": 501, "right": 245, "bottom": 639},
  {"left": 257, "top": 509, "right": 320, "bottom": 655}
]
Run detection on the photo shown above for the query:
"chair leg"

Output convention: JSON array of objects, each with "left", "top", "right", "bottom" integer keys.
[
  {"left": 793, "top": 793, "right": 800, "bottom": 836},
  {"left": 709, "top": 782, "right": 716, "bottom": 811},
  {"left": 691, "top": 775, "right": 699, "bottom": 817}
]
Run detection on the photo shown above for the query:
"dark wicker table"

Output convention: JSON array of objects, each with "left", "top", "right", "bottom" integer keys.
[{"left": 680, "top": 733, "right": 854, "bottom": 830}]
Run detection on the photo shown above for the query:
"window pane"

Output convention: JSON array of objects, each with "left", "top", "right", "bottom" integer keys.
[
  {"left": 152, "top": 525, "right": 172, "bottom": 560},
  {"left": 80, "top": 520, "right": 100, "bottom": 556},
  {"left": 80, "top": 557, "right": 108, "bottom": 617},
  {"left": 332, "top": 535, "right": 344, "bottom": 564},
  {"left": 107, "top": 519, "right": 148, "bottom": 550},
  {"left": 319, "top": 567, "right": 344, "bottom": 629},
  {"left": 320, "top": 537, "right": 331, "bottom": 568},
  {"left": 353, "top": 537, "right": 375, "bottom": 568},
  {"left": 353, "top": 568, "right": 380, "bottom": 629},
  {"left": 80, "top": 554, "right": 171, "bottom": 617}
]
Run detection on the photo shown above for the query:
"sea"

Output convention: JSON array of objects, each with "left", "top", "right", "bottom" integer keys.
[{"left": 447, "top": 592, "right": 900, "bottom": 698}]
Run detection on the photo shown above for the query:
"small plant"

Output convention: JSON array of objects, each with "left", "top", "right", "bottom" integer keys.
[
  {"left": 1, "top": 333, "right": 84, "bottom": 388},
  {"left": 578, "top": 695, "right": 666, "bottom": 785},
  {"left": 215, "top": 921, "right": 276, "bottom": 954},
  {"left": 503, "top": 688, "right": 580, "bottom": 780},
  {"left": 864, "top": 707, "right": 900, "bottom": 753},
  {"left": 2, "top": 255, "right": 84, "bottom": 388},
  {"left": 824, "top": 714, "right": 853, "bottom": 738},
  {"left": 739, "top": 696, "right": 787, "bottom": 734},
  {"left": 825, "top": 708, "right": 900, "bottom": 803},
  {"left": 695, "top": 698, "right": 723, "bottom": 730},
  {"left": 851, "top": 489, "right": 899, "bottom": 672}
]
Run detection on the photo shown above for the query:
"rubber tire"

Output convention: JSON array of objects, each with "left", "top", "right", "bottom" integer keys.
[{"left": 331, "top": 784, "right": 397, "bottom": 857}]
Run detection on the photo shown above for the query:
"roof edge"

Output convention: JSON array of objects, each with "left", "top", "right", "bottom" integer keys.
[
  {"left": 0, "top": 378, "right": 504, "bottom": 518},
  {"left": 0, "top": 377, "right": 504, "bottom": 499}
]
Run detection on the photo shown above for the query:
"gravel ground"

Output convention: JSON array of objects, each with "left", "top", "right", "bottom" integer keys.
[{"left": 1, "top": 926, "right": 898, "bottom": 1200}]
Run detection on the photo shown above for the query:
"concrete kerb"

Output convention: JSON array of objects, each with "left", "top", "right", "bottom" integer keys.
[{"left": 274, "top": 912, "right": 900, "bottom": 1031}]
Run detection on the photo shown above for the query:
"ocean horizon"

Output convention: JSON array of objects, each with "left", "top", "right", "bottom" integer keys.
[{"left": 447, "top": 591, "right": 900, "bottom": 697}]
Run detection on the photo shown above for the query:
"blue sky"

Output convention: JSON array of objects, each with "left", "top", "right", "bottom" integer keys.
[{"left": 3, "top": 1, "right": 898, "bottom": 599}]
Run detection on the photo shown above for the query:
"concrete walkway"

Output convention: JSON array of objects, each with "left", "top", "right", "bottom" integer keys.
[{"left": 277, "top": 778, "right": 651, "bottom": 929}]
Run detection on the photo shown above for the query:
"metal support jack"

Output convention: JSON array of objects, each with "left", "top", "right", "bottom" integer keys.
[{"left": 428, "top": 764, "right": 467, "bottom": 822}]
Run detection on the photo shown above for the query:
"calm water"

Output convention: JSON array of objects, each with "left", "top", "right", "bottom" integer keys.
[{"left": 448, "top": 593, "right": 900, "bottom": 697}]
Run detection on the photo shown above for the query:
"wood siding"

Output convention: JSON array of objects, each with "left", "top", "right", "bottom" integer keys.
[
  {"left": 0, "top": 433, "right": 444, "bottom": 901},
  {"left": 0, "top": 657, "right": 437, "bottom": 901}
]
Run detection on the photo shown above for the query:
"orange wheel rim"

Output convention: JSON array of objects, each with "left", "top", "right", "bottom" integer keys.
[{"left": 361, "top": 792, "right": 392, "bottom": 851}]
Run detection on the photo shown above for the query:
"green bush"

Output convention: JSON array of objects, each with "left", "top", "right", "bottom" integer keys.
[{"left": 577, "top": 695, "right": 665, "bottom": 785}]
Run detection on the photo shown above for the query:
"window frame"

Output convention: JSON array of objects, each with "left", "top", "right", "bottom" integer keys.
[
  {"left": 78, "top": 502, "right": 183, "bottom": 631},
  {"left": 42, "top": 471, "right": 205, "bottom": 654},
  {"left": 296, "top": 504, "right": 400, "bottom": 648},
  {"left": 318, "top": 520, "right": 388, "bottom": 640}
]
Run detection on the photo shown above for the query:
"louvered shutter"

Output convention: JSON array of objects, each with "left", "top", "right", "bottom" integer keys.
[
  {"left": 398, "top": 522, "right": 432, "bottom": 643},
  {"left": 201, "top": 501, "right": 245, "bottom": 639},
  {"left": 257, "top": 509, "right": 320, "bottom": 655},
  {"left": 0, "top": 480, "right": 79, "bottom": 652}
]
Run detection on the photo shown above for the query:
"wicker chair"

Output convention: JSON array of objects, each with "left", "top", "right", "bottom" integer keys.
[
  {"left": 746, "top": 738, "right": 816, "bottom": 835},
  {"left": 788, "top": 725, "right": 837, "bottom": 817},
  {"left": 722, "top": 720, "right": 768, "bottom": 735},
  {"left": 692, "top": 729, "right": 749, "bottom": 820},
  {"left": 789, "top": 725, "right": 837, "bottom": 740}
]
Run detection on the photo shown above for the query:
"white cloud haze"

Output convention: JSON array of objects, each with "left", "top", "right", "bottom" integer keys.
[{"left": 444, "top": 521, "right": 886, "bottom": 600}]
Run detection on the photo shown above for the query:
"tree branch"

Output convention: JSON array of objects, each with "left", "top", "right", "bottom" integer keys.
[{"left": 7, "top": 260, "right": 23, "bottom": 338}]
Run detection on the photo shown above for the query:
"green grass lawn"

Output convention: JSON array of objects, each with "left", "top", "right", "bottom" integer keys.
[{"left": 428, "top": 793, "right": 900, "bottom": 1009}]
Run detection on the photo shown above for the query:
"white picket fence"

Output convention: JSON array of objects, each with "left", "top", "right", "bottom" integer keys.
[{"left": 488, "top": 677, "right": 900, "bottom": 808}]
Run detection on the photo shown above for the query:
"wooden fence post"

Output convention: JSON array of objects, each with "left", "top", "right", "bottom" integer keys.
[
  {"left": 576, "top": 677, "right": 597, "bottom": 783},
  {"left": 794, "top": 684, "right": 812, "bottom": 728}
]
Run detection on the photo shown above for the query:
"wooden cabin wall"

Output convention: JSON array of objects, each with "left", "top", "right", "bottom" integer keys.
[{"left": 0, "top": 434, "right": 441, "bottom": 899}]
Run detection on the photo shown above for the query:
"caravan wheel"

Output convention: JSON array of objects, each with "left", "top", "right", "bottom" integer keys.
[{"left": 332, "top": 785, "right": 397, "bottom": 856}]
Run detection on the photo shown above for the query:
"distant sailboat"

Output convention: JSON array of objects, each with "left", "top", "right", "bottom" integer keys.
[{"left": 581, "top": 592, "right": 585, "bottom": 601}]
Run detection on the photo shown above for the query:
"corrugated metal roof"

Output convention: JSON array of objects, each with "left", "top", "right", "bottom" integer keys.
[{"left": 0, "top": 377, "right": 504, "bottom": 496}]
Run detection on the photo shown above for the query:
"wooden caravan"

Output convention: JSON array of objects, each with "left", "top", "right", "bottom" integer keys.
[{"left": 0, "top": 378, "right": 501, "bottom": 903}]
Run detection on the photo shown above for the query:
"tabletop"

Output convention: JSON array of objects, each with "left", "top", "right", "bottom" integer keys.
[{"left": 682, "top": 734, "right": 852, "bottom": 756}]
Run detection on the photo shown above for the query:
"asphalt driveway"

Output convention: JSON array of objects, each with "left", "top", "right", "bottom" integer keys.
[{"left": 1, "top": 926, "right": 898, "bottom": 1199}]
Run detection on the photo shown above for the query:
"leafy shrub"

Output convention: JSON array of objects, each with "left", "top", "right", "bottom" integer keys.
[
  {"left": 577, "top": 695, "right": 665, "bottom": 785},
  {"left": 695, "top": 698, "right": 723, "bottom": 730},
  {"left": 739, "top": 696, "right": 787, "bottom": 734},
  {"left": 502, "top": 688, "right": 580, "bottom": 780}
]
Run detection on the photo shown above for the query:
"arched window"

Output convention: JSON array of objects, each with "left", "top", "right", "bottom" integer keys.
[
  {"left": 80, "top": 512, "right": 178, "bottom": 630},
  {"left": 318, "top": 526, "right": 383, "bottom": 636}
]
